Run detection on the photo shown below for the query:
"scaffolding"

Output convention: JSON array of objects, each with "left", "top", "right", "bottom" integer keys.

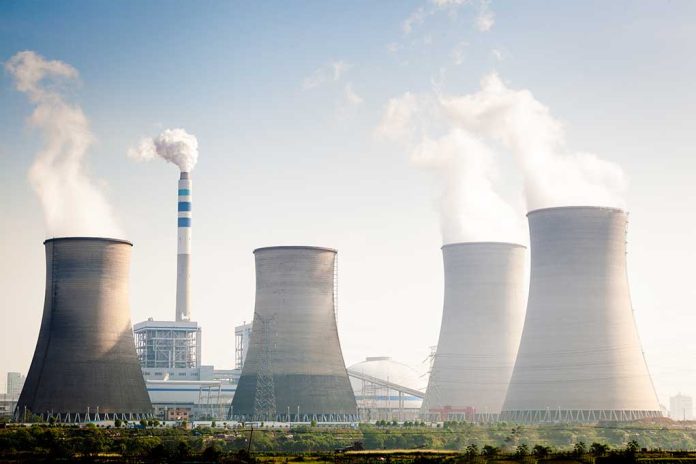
[
  {"left": 252, "top": 314, "right": 276, "bottom": 421},
  {"left": 234, "top": 322, "right": 253, "bottom": 370},
  {"left": 133, "top": 320, "right": 201, "bottom": 369}
]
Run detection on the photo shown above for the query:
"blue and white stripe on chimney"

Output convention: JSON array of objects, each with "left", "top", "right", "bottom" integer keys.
[{"left": 176, "top": 171, "right": 192, "bottom": 321}]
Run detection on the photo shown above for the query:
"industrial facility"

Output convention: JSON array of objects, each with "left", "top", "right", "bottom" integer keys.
[
  {"left": 348, "top": 357, "right": 425, "bottom": 421},
  {"left": 232, "top": 246, "right": 358, "bottom": 422},
  {"left": 501, "top": 207, "right": 662, "bottom": 423},
  {"left": 16, "top": 238, "right": 152, "bottom": 422},
  {"left": 421, "top": 243, "right": 527, "bottom": 422},
  {"left": 9, "top": 173, "right": 670, "bottom": 425},
  {"left": 131, "top": 171, "right": 240, "bottom": 420}
]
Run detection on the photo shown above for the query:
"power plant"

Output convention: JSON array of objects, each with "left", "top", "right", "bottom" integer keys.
[
  {"left": 501, "top": 207, "right": 662, "bottom": 423},
  {"left": 16, "top": 238, "right": 152, "bottom": 422},
  {"left": 421, "top": 243, "right": 527, "bottom": 421},
  {"left": 8, "top": 188, "right": 667, "bottom": 424},
  {"left": 231, "top": 246, "right": 358, "bottom": 422}
]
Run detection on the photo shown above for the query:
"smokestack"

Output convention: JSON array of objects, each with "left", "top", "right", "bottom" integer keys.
[
  {"left": 16, "top": 238, "right": 152, "bottom": 422},
  {"left": 501, "top": 207, "right": 662, "bottom": 423},
  {"left": 176, "top": 172, "right": 192, "bottom": 321},
  {"left": 231, "top": 246, "right": 357, "bottom": 422},
  {"left": 421, "top": 242, "right": 526, "bottom": 421}
]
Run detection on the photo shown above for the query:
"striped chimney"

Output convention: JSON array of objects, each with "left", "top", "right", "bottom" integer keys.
[{"left": 176, "top": 172, "right": 192, "bottom": 321}]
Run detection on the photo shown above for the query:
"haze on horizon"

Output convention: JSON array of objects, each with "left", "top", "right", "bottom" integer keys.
[{"left": 1, "top": 1, "right": 696, "bottom": 408}]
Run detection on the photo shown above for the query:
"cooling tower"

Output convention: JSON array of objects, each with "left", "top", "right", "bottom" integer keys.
[
  {"left": 231, "top": 246, "right": 357, "bottom": 422},
  {"left": 176, "top": 171, "right": 192, "bottom": 321},
  {"left": 421, "top": 243, "right": 526, "bottom": 421},
  {"left": 16, "top": 238, "right": 152, "bottom": 422},
  {"left": 501, "top": 207, "right": 661, "bottom": 423}
]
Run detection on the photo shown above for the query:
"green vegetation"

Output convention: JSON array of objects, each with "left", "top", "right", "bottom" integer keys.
[{"left": 2, "top": 420, "right": 696, "bottom": 462}]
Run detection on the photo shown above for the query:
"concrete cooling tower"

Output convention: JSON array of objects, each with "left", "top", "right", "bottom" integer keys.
[
  {"left": 421, "top": 243, "right": 527, "bottom": 421},
  {"left": 231, "top": 246, "right": 357, "bottom": 422},
  {"left": 501, "top": 207, "right": 661, "bottom": 423},
  {"left": 16, "top": 238, "right": 152, "bottom": 422}
]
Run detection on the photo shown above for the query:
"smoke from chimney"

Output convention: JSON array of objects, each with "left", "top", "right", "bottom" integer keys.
[
  {"left": 128, "top": 128, "right": 198, "bottom": 322},
  {"left": 5, "top": 51, "right": 123, "bottom": 238},
  {"left": 128, "top": 128, "right": 199, "bottom": 173},
  {"left": 377, "top": 88, "right": 523, "bottom": 244},
  {"left": 440, "top": 73, "right": 628, "bottom": 211}
]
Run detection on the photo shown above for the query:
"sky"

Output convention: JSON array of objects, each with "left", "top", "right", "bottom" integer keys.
[{"left": 1, "top": 1, "right": 695, "bottom": 407}]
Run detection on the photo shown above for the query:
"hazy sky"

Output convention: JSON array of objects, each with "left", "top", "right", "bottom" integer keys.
[{"left": 1, "top": 1, "right": 695, "bottom": 406}]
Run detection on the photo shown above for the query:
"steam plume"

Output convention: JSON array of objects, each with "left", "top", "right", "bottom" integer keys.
[
  {"left": 377, "top": 92, "right": 523, "bottom": 244},
  {"left": 5, "top": 51, "right": 123, "bottom": 238},
  {"left": 129, "top": 128, "right": 199, "bottom": 172},
  {"left": 440, "top": 73, "right": 627, "bottom": 211}
]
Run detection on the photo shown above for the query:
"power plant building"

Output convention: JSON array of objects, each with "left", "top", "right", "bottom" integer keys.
[
  {"left": 6, "top": 372, "right": 25, "bottom": 399},
  {"left": 670, "top": 394, "right": 694, "bottom": 421},
  {"left": 131, "top": 172, "right": 239, "bottom": 420},
  {"left": 134, "top": 320, "right": 202, "bottom": 370},
  {"left": 231, "top": 246, "right": 357, "bottom": 422},
  {"left": 16, "top": 238, "right": 152, "bottom": 422},
  {"left": 421, "top": 242, "right": 527, "bottom": 421},
  {"left": 501, "top": 207, "right": 662, "bottom": 423}
]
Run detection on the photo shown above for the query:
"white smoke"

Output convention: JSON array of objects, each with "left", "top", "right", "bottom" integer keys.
[
  {"left": 440, "top": 73, "right": 628, "bottom": 210},
  {"left": 5, "top": 51, "right": 123, "bottom": 238},
  {"left": 129, "top": 128, "right": 199, "bottom": 172},
  {"left": 377, "top": 90, "right": 523, "bottom": 244}
]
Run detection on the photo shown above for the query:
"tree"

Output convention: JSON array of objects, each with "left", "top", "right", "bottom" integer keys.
[
  {"left": 177, "top": 440, "right": 192, "bottom": 460},
  {"left": 625, "top": 440, "right": 640, "bottom": 455},
  {"left": 574, "top": 441, "right": 587, "bottom": 456},
  {"left": 466, "top": 443, "right": 479, "bottom": 458},
  {"left": 202, "top": 443, "right": 223, "bottom": 461},
  {"left": 114, "top": 418, "right": 122, "bottom": 428},
  {"left": 533, "top": 444, "right": 550, "bottom": 458},
  {"left": 515, "top": 443, "right": 529, "bottom": 457},
  {"left": 590, "top": 442, "right": 609, "bottom": 456},
  {"left": 482, "top": 445, "right": 499, "bottom": 457}
]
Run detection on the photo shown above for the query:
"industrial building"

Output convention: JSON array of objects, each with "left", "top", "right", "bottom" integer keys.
[
  {"left": 16, "top": 238, "right": 152, "bottom": 422},
  {"left": 1, "top": 373, "right": 24, "bottom": 418},
  {"left": 670, "top": 394, "right": 694, "bottom": 421},
  {"left": 348, "top": 357, "right": 425, "bottom": 421},
  {"left": 501, "top": 207, "right": 662, "bottom": 423},
  {"left": 421, "top": 242, "right": 526, "bottom": 422},
  {"left": 133, "top": 172, "right": 238, "bottom": 420},
  {"left": 145, "top": 371, "right": 238, "bottom": 420},
  {"left": 235, "top": 322, "right": 253, "bottom": 370},
  {"left": 6, "top": 372, "right": 25, "bottom": 399},
  {"left": 232, "top": 246, "right": 358, "bottom": 422}
]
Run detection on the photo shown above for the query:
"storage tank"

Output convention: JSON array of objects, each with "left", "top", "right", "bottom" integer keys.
[
  {"left": 501, "top": 207, "right": 662, "bottom": 423},
  {"left": 421, "top": 242, "right": 526, "bottom": 421},
  {"left": 16, "top": 237, "right": 152, "bottom": 422},
  {"left": 231, "top": 246, "right": 357, "bottom": 422}
]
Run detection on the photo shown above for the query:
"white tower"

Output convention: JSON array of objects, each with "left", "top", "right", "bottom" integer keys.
[
  {"left": 176, "top": 172, "right": 192, "bottom": 322},
  {"left": 421, "top": 242, "right": 527, "bottom": 421},
  {"left": 501, "top": 207, "right": 661, "bottom": 423}
]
